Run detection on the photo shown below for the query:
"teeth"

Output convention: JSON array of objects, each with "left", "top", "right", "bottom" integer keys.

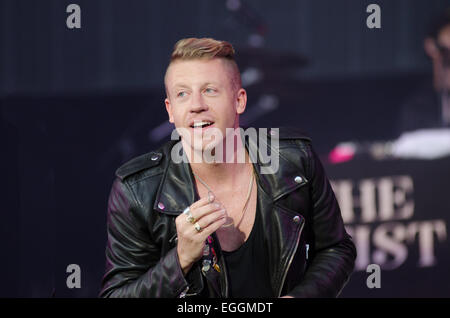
[{"left": 192, "top": 121, "right": 212, "bottom": 128}]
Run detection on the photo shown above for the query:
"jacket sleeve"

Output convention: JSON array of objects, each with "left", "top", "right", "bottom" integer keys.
[
  {"left": 99, "top": 178, "right": 192, "bottom": 298},
  {"left": 288, "top": 143, "right": 357, "bottom": 298}
]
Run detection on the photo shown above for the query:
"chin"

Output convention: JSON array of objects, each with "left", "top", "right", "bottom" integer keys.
[{"left": 181, "top": 137, "right": 224, "bottom": 162}]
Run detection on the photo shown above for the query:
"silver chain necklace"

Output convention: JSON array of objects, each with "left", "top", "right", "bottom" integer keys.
[{"left": 192, "top": 167, "right": 254, "bottom": 228}]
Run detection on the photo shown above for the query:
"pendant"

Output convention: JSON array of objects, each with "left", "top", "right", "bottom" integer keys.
[
  {"left": 202, "top": 259, "right": 211, "bottom": 273},
  {"left": 213, "top": 263, "right": 221, "bottom": 273},
  {"left": 203, "top": 244, "right": 210, "bottom": 256}
]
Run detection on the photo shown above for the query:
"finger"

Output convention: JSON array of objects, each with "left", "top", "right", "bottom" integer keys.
[
  {"left": 199, "top": 214, "right": 228, "bottom": 239},
  {"left": 196, "top": 209, "right": 226, "bottom": 229},
  {"left": 207, "top": 191, "right": 215, "bottom": 203},
  {"left": 190, "top": 194, "right": 215, "bottom": 211},
  {"left": 191, "top": 202, "right": 224, "bottom": 221},
  {"left": 179, "top": 221, "right": 208, "bottom": 243},
  {"left": 181, "top": 209, "right": 225, "bottom": 237}
]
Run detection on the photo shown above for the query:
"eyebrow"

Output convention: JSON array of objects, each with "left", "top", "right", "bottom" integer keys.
[
  {"left": 172, "top": 82, "right": 221, "bottom": 90},
  {"left": 172, "top": 83, "right": 190, "bottom": 90}
]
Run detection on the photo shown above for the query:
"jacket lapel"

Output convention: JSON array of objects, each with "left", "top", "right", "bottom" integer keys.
[
  {"left": 246, "top": 131, "right": 308, "bottom": 296},
  {"left": 245, "top": 129, "right": 308, "bottom": 202},
  {"left": 153, "top": 143, "right": 197, "bottom": 215}
]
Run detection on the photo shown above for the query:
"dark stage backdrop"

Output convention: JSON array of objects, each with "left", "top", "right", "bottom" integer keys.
[
  {"left": 1, "top": 0, "right": 450, "bottom": 297},
  {"left": 326, "top": 156, "right": 450, "bottom": 297}
]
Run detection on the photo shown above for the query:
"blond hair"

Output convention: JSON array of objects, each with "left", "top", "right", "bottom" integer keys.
[{"left": 165, "top": 38, "right": 241, "bottom": 92}]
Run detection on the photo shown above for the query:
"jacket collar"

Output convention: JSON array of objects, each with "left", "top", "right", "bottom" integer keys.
[{"left": 153, "top": 130, "right": 308, "bottom": 215}]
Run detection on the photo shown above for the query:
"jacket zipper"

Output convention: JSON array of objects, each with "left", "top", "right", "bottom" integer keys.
[{"left": 277, "top": 218, "right": 305, "bottom": 297}]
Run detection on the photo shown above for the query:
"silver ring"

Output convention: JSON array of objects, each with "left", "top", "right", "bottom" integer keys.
[
  {"left": 194, "top": 222, "right": 202, "bottom": 232},
  {"left": 183, "top": 206, "right": 191, "bottom": 215},
  {"left": 183, "top": 206, "right": 195, "bottom": 223}
]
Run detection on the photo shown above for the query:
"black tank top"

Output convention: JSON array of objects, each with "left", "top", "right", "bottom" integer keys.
[{"left": 222, "top": 189, "right": 274, "bottom": 298}]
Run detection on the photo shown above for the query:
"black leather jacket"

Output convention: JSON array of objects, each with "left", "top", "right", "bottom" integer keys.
[{"left": 99, "top": 128, "right": 356, "bottom": 298}]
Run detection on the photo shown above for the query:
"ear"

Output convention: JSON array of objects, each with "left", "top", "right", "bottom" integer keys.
[
  {"left": 165, "top": 97, "right": 174, "bottom": 123},
  {"left": 235, "top": 88, "right": 247, "bottom": 115},
  {"left": 424, "top": 37, "right": 440, "bottom": 59}
]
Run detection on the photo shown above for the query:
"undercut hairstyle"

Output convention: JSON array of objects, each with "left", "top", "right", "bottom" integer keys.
[{"left": 164, "top": 37, "right": 242, "bottom": 94}]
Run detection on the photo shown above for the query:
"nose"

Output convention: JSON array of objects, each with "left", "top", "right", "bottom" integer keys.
[{"left": 190, "top": 91, "right": 209, "bottom": 113}]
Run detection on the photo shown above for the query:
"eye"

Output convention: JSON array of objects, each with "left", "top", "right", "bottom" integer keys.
[
  {"left": 177, "top": 91, "right": 187, "bottom": 98},
  {"left": 204, "top": 87, "right": 217, "bottom": 94}
]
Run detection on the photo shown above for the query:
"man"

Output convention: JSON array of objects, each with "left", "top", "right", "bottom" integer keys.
[
  {"left": 397, "top": 8, "right": 450, "bottom": 135},
  {"left": 99, "top": 38, "right": 356, "bottom": 298}
]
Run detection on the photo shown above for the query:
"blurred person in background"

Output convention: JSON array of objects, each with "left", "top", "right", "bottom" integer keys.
[{"left": 398, "top": 8, "right": 450, "bottom": 134}]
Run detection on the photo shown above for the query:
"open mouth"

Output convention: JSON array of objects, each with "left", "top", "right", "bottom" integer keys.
[{"left": 190, "top": 121, "right": 214, "bottom": 129}]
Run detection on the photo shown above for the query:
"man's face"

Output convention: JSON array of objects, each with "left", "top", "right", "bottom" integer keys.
[
  {"left": 426, "top": 25, "right": 450, "bottom": 90},
  {"left": 436, "top": 25, "right": 450, "bottom": 67},
  {"left": 165, "top": 58, "right": 247, "bottom": 153}
]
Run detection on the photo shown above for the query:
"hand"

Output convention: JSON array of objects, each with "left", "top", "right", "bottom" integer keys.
[{"left": 175, "top": 195, "right": 227, "bottom": 275}]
